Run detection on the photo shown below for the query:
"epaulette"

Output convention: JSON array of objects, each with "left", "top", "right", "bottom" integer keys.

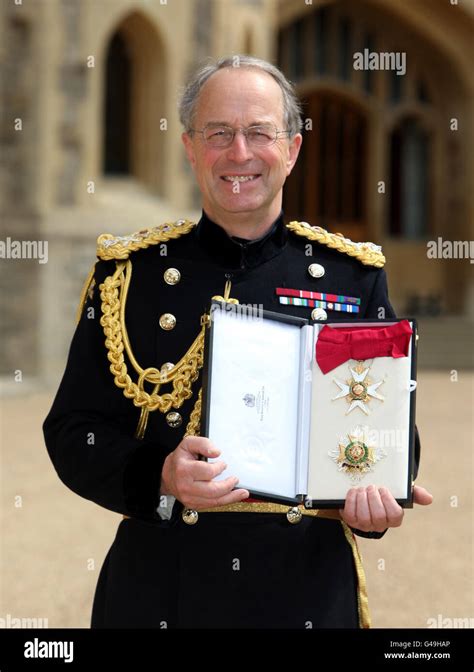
[
  {"left": 286, "top": 221, "right": 385, "bottom": 268},
  {"left": 96, "top": 219, "right": 196, "bottom": 261}
]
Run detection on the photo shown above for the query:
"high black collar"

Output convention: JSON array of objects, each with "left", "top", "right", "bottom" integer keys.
[{"left": 194, "top": 210, "right": 288, "bottom": 270}]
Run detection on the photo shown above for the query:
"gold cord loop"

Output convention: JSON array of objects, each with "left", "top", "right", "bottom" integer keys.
[
  {"left": 212, "top": 278, "right": 239, "bottom": 305},
  {"left": 99, "top": 259, "right": 206, "bottom": 438},
  {"left": 185, "top": 388, "right": 202, "bottom": 438}
]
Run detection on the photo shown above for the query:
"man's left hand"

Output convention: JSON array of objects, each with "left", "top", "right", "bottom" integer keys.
[{"left": 340, "top": 484, "right": 433, "bottom": 533}]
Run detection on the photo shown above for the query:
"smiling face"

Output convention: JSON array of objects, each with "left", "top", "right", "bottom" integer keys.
[{"left": 182, "top": 67, "right": 302, "bottom": 236}]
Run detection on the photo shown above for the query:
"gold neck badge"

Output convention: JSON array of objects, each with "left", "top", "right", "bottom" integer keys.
[{"left": 332, "top": 360, "right": 385, "bottom": 415}]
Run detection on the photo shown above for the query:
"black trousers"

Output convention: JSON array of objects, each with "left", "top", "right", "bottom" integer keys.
[{"left": 91, "top": 514, "right": 360, "bottom": 629}]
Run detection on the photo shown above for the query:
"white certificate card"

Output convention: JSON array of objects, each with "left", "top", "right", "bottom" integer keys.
[{"left": 205, "top": 307, "right": 302, "bottom": 499}]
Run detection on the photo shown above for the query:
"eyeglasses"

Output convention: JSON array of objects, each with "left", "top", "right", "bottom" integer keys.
[{"left": 189, "top": 123, "right": 290, "bottom": 148}]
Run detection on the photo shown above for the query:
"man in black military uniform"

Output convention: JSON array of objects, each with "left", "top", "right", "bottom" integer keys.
[{"left": 43, "top": 55, "right": 432, "bottom": 629}]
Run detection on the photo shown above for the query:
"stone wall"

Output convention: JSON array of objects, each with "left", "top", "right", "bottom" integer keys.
[{"left": 1, "top": 0, "right": 473, "bottom": 383}]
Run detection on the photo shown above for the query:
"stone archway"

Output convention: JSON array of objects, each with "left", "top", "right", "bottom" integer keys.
[
  {"left": 101, "top": 11, "right": 166, "bottom": 194},
  {"left": 278, "top": 0, "right": 473, "bottom": 316}
]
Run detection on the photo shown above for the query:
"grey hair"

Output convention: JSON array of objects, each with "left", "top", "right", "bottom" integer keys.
[{"left": 178, "top": 55, "right": 303, "bottom": 137}]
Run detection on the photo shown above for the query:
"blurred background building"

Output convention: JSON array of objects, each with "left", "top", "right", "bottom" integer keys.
[{"left": 1, "top": 0, "right": 473, "bottom": 386}]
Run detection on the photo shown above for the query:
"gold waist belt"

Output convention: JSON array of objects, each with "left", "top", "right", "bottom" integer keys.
[
  {"left": 123, "top": 503, "right": 341, "bottom": 525},
  {"left": 196, "top": 502, "right": 340, "bottom": 518}
]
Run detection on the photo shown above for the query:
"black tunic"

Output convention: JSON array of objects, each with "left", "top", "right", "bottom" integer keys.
[{"left": 43, "top": 212, "right": 419, "bottom": 629}]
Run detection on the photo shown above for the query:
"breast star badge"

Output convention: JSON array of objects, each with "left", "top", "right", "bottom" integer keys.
[
  {"left": 329, "top": 425, "right": 386, "bottom": 482},
  {"left": 332, "top": 360, "right": 384, "bottom": 415}
]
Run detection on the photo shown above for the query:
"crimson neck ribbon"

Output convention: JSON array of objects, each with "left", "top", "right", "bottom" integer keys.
[{"left": 315, "top": 320, "right": 413, "bottom": 374}]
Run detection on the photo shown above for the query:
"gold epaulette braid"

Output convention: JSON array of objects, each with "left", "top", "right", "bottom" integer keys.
[
  {"left": 97, "top": 219, "right": 196, "bottom": 261},
  {"left": 286, "top": 221, "right": 385, "bottom": 268},
  {"left": 99, "top": 260, "right": 205, "bottom": 430}
]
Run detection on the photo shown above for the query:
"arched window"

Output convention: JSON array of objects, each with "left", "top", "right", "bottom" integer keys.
[
  {"left": 101, "top": 12, "right": 166, "bottom": 193},
  {"left": 313, "top": 6, "right": 328, "bottom": 76},
  {"left": 103, "top": 32, "right": 131, "bottom": 175},
  {"left": 389, "top": 117, "right": 430, "bottom": 238}
]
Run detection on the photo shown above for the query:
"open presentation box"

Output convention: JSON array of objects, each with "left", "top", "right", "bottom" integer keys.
[{"left": 201, "top": 301, "right": 417, "bottom": 509}]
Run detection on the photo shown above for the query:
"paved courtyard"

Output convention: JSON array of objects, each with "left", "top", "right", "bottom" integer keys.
[{"left": 1, "top": 371, "right": 472, "bottom": 628}]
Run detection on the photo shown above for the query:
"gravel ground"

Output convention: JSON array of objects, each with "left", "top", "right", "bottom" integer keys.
[{"left": 1, "top": 371, "right": 472, "bottom": 628}]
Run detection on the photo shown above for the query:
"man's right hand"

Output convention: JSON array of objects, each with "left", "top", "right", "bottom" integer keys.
[{"left": 160, "top": 436, "right": 250, "bottom": 510}]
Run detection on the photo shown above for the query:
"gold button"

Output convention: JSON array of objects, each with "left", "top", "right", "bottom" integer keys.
[
  {"left": 166, "top": 411, "right": 182, "bottom": 428},
  {"left": 164, "top": 267, "right": 181, "bottom": 285},
  {"left": 311, "top": 307, "right": 327, "bottom": 321},
  {"left": 159, "top": 313, "right": 176, "bottom": 330},
  {"left": 182, "top": 509, "right": 199, "bottom": 525},
  {"left": 308, "top": 263, "right": 325, "bottom": 278},
  {"left": 286, "top": 507, "right": 303, "bottom": 524}
]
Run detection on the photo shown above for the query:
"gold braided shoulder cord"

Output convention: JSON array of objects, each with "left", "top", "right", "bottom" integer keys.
[
  {"left": 99, "top": 259, "right": 205, "bottom": 439},
  {"left": 96, "top": 219, "right": 197, "bottom": 261},
  {"left": 286, "top": 221, "right": 386, "bottom": 268}
]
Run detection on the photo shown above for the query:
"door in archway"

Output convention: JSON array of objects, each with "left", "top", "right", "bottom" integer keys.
[
  {"left": 284, "top": 91, "right": 368, "bottom": 242},
  {"left": 103, "top": 31, "right": 131, "bottom": 175}
]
